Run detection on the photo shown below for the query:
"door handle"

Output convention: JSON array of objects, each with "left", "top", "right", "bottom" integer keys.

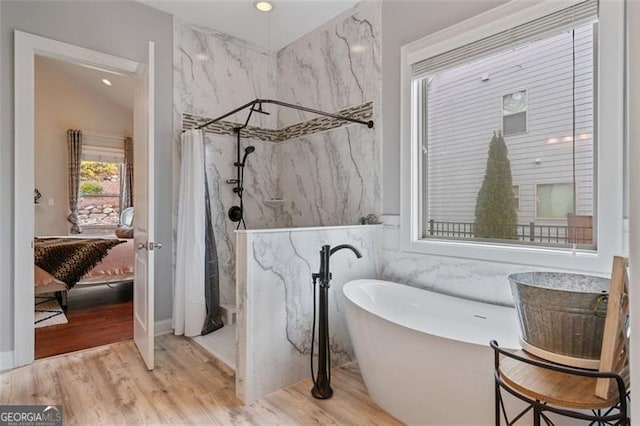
[{"left": 137, "top": 242, "right": 163, "bottom": 250}]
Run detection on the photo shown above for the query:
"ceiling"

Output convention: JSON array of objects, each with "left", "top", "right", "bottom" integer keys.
[
  {"left": 36, "top": 56, "right": 135, "bottom": 114},
  {"left": 139, "top": 0, "right": 359, "bottom": 51}
]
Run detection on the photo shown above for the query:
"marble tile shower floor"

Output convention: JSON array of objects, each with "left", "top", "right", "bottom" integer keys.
[{"left": 192, "top": 322, "right": 236, "bottom": 370}]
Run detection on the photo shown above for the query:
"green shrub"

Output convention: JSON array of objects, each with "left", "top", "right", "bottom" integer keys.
[{"left": 81, "top": 181, "right": 103, "bottom": 195}]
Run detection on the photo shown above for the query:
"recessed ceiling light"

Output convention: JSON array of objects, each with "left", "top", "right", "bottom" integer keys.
[
  {"left": 101, "top": 78, "right": 112, "bottom": 86},
  {"left": 196, "top": 53, "right": 209, "bottom": 61},
  {"left": 254, "top": 1, "right": 273, "bottom": 12}
]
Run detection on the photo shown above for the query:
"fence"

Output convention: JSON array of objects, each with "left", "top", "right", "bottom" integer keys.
[{"left": 427, "top": 219, "right": 593, "bottom": 245}]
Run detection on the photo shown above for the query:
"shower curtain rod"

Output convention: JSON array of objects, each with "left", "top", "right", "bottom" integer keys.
[{"left": 194, "top": 98, "right": 374, "bottom": 130}]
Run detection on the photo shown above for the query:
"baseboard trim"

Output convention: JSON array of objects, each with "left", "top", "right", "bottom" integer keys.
[
  {"left": 155, "top": 319, "right": 173, "bottom": 336},
  {"left": 0, "top": 350, "right": 15, "bottom": 371}
]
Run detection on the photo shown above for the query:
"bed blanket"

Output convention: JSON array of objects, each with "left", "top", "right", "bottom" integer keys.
[{"left": 34, "top": 237, "right": 125, "bottom": 288}]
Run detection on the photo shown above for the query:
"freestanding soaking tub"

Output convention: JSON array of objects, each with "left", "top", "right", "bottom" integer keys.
[{"left": 343, "top": 279, "right": 522, "bottom": 425}]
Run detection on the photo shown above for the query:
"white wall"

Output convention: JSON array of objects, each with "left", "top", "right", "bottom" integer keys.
[
  {"left": 34, "top": 57, "right": 133, "bottom": 236},
  {"left": 1, "top": 0, "right": 173, "bottom": 353}
]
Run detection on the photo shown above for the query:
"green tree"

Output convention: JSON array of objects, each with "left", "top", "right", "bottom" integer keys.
[{"left": 474, "top": 131, "right": 517, "bottom": 239}]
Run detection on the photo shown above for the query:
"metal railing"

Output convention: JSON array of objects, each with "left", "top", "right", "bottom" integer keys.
[{"left": 427, "top": 219, "right": 593, "bottom": 245}]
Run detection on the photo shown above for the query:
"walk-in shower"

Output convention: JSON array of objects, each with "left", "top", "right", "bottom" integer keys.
[{"left": 196, "top": 98, "right": 375, "bottom": 229}]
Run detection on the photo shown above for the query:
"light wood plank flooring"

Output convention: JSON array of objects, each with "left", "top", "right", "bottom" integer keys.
[{"left": 1, "top": 334, "right": 401, "bottom": 425}]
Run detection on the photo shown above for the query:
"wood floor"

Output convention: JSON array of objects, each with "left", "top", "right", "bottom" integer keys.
[
  {"left": 2, "top": 334, "right": 401, "bottom": 425},
  {"left": 35, "top": 282, "right": 133, "bottom": 359}
]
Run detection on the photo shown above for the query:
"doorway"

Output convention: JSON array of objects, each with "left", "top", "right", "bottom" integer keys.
[
  {"left": 14, "top": 31, "right": 156, "bottom": 369},
  {"left": 33, "top": 55, "right": 136, "bottom": 359}
]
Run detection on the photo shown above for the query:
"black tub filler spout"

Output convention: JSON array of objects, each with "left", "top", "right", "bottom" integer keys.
[{"left": 310, "top": 244, "right": 362, "bottom": 400}]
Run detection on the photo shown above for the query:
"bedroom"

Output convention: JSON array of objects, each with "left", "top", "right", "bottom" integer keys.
[{"left": 32, "top": 55, "right": 136, "bottom": 359}]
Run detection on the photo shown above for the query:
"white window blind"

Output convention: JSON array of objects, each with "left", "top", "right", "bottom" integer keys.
[
  {"left": 411, "top": 0, "right": 598, "bottom": 78},
  {"left": 82, "top": 145, "right": 124, "bottom": 163}
]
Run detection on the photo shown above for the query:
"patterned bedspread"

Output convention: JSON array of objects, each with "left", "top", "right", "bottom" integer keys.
[{"left": 34, "top": 237, "right": 125, "bottom": 288}]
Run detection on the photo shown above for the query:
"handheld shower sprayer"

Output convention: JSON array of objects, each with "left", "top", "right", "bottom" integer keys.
[
  {"left": 228, "top": 144, "right": 256, "bottom": 228},
  {"left": 241, "top": 146, "right": 255, "bottom": 166}
]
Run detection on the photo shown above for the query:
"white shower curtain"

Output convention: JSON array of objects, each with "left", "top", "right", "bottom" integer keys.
[{"left": 174, "top": 129, "right": 206, "bottom": 336}]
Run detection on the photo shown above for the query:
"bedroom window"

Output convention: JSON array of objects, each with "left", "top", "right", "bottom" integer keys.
[
  {"left": 401, "top": 0, "right": 625, "bottom": 271},
  {"left": 78, "top": 160, "right": 123, "bottom": 235}
]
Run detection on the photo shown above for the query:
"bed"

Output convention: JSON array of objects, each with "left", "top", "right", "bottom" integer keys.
[{"left": 34, "top": 237, "right": 134, "bottom": 309}]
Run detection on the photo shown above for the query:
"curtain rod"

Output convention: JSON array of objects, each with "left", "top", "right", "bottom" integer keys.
[{"left": 193, "top": 98, "right": 374, "bottom": 130}]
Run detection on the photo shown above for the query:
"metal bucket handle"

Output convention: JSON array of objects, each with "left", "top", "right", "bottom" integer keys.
[{"left": 593, "top": 294, "right": 608, "bottom": 318}]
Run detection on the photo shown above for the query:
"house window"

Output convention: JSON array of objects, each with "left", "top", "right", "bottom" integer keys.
[
  {"left": 415, "top": 20, "right": 595, "bottom": 248},
  {"left": 503, "top": 91, "right": 527, "bottom": 135},
  {"left": 536, "top": 183, "right": 575, "bottom": 220},
  {"left": 401, "top": 0, "right": 625, "bottom": 271}
]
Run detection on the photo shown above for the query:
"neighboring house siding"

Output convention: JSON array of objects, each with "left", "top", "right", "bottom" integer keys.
[{"left": 425, "top": 24, "right": 594, "bottom": 229}]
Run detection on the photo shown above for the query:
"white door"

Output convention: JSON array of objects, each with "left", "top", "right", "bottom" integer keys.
[{"left": 133, "top": 41, "right": 156, "bottom": 370}]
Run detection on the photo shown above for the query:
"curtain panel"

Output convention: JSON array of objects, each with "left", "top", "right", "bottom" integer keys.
[
  {"left": 120, "top": 136, "right": 134, "bottom": 209},
  {"left": 66, "top": 129, "right": 82, "bottom": 234}
]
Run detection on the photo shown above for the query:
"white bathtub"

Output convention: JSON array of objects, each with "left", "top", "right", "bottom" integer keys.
[{"left": 343, "top": 279, "right": 522, "bottom": 425}]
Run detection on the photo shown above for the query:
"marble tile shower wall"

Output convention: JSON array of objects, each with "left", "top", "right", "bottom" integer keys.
[
  {"left": 174, "top": 19, "right": 277, "bottom": 128},
  {"left": 275, "top": 1, "right": 382, "bottom": 227},
  {"left": 204, "top": 135, "right": 279, "bottom": 305},
  {"left": 174, "top": 19, "right": 280, "bottom": 306},
  {"left": 174, "top": 2, "right": 382, "bottom": 305}
]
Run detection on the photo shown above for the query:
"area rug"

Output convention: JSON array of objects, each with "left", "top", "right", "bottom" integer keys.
[{"left": 35, "top": 295, "right": 68, "bottom": 328}]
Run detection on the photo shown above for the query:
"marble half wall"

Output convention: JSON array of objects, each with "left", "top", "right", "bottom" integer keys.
[{"left": 236, "top": 225, "right": 382, "bottom": 404}]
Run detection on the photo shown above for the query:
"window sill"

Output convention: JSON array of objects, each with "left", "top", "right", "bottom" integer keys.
[{"left": 400, "top": 235, "right": 613, "bottom": 275}]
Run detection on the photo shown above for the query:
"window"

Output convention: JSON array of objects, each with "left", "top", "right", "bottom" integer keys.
[
  {"left": 503, "top": 91, "right": 527, "bottom": 135},
  {"left": 401, "top": 0, "right": 625, "bottom": 271},
  {"left": 415, "top": 20, "right": 595, "bottom": 248},
  {"left": 536, "top": 183, "right": 575, "bottom": 219},
  {"left": 512, "top": 185, "right": 520, "bottom": 211},
  {"left": 78, "top": 160, "right": 123, "bottom": 235}
]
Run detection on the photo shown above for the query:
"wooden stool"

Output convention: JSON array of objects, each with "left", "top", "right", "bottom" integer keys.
[{"left": 492, "top": 256, "right": 630, "bottom": 425}]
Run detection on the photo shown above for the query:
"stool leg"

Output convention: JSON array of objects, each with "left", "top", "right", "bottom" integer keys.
[
  {"left": 533, "top": 402, "right": 541, "bottom": 426},
  {"left": 495, "top": 382, "right": 501, "bottom": 426}
]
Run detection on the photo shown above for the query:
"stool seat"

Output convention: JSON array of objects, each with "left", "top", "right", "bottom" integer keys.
[{"left": 500, "top": 350, "right": 619, "bottom": 410}]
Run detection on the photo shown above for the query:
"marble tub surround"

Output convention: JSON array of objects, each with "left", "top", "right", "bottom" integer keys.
[
  {"left": 380, "top": 215, "right": 549, "bottom": 307},
  {"left": 236, "top": 225, "right": 382, "bottom": 404}
]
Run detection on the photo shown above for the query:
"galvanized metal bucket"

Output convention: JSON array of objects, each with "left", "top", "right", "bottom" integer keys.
[{"left": 508, "top": 272, "right": 610, "bottom": 367}]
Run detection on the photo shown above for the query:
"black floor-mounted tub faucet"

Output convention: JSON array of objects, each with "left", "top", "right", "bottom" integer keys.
[{"left": 310, "top": 244, "right": 362, "bottom": 399}]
